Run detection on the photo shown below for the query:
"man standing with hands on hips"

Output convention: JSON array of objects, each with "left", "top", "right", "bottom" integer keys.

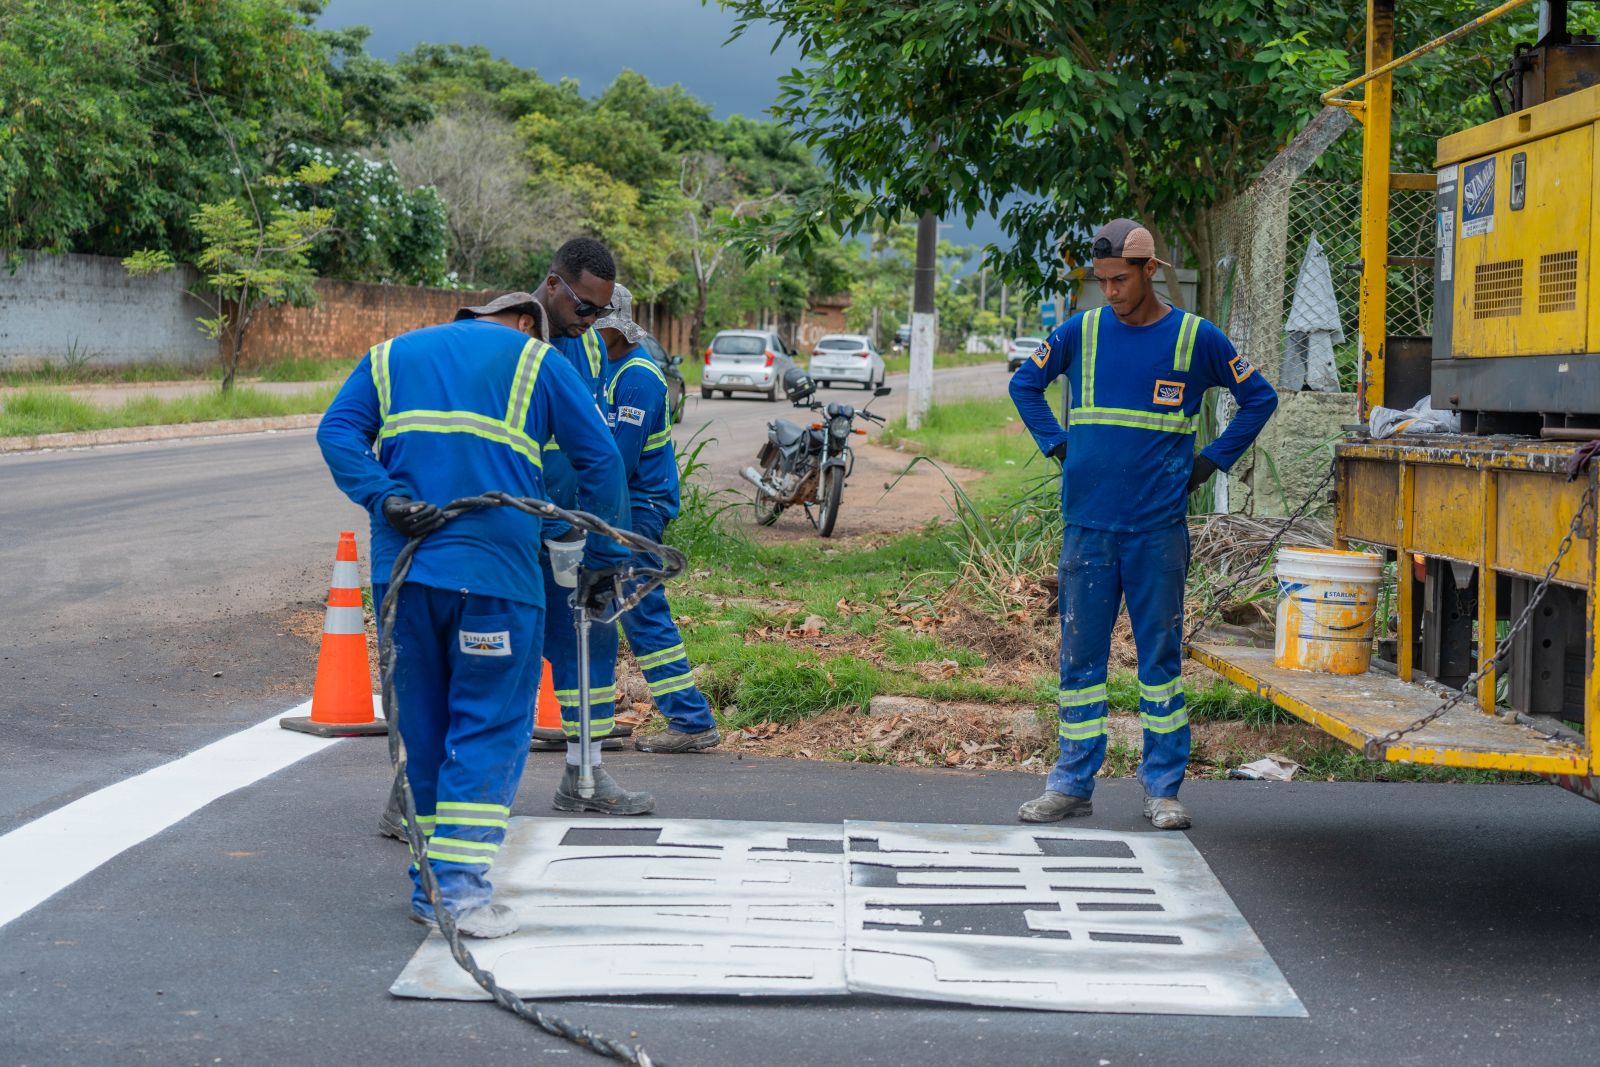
[{"left": 1009, "top": 219, "right": 1278, "bottom": 830}]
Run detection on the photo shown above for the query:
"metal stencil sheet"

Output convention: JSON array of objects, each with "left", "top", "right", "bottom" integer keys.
[
  {"left": 843, "top": 820, "right": 1305, "bottom": 1017},
  {"left": 390, "top": 818, "right": 849, "bottom": 1000},
  {"left": 392, "top": 817, "right": 1303, "bottom": 1017}
]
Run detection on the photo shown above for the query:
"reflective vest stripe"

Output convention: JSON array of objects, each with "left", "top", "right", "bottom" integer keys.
[
  {"left": 1080, "top": 307, "right": 1102, "bottom": 409},
  {"left": 605, "top": 357, "right": 668, "bottom": 402},
  {"left": 644, "top": 427, "right": 673, "bottom": 452},
  {"left": 373, "top": 338, "right": 547, "bottom": 469},
  {"left": 1071, "top": 407, "right": 1196, "bottom": 434},
  {"left": 581, "top": 329, "right": 604, "bottom": 379},
  {"left": 1173, "top": 312, "right": 1200, "bottom": 372},
  {"left": 1074, "top": 309, "right": 1202, "bottom": 427}
]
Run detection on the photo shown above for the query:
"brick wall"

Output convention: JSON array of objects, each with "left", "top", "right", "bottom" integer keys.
[{"left": 240, "top": 280, "right": 500, "bottom": 365}]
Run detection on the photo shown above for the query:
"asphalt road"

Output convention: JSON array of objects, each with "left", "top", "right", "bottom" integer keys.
[{"left": 5, "top": 364, "right": 1599, "bottom": 1065}]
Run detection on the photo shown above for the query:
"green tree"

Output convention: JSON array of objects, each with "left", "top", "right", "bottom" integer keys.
[{"left": 124, "top": 162, "right": 335, "bottom": 392}]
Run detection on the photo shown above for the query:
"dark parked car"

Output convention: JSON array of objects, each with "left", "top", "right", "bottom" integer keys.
[{"left": 638, "top": 332, "right": 687, "bottom": 424}]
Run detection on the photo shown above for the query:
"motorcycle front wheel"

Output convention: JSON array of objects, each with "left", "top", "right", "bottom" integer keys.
[
  {"left": 754, "top": 456, "right": 785, "bottom": 527},
  {"left": 817, "top": 464, "right": 845, "bottom": 538}
]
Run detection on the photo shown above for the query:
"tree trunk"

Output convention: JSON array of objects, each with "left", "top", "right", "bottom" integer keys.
[{"left": 688, "top": 277, "right": 709, "bottom": 355}]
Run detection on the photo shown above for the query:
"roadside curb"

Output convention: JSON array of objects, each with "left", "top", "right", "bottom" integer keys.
[{"left": 0, "top": 414, "right": 321, "bottom": 455}]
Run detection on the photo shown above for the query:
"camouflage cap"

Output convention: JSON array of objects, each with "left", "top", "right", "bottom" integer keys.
[
  {"left": 592, "top": 282, "right": 643, "bottom": 344},
  {"left": 454, "top": 291, "right": 541, "bottom": 321}
]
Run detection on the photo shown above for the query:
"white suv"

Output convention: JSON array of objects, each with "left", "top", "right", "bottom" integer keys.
[
  {"left": 808, "top": 333, "right": 886, "bottom": 389},
  {"left": 701, "top": 329, "right": 798, "bottom": 402}
]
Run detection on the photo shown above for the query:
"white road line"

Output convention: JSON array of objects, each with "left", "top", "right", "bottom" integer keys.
[{"left": 0, "top": 697, "right": 381, "bottom": 929}]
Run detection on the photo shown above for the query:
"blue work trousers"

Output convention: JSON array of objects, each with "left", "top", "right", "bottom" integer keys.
[
  {"left": 1050, "top": 523, "right": 1191, "bottom": 799},
  {"left": 618, "top": 506, "right": 715, "bottom": 733},
  {"left": 374, "top": 581, "right": 541, "bottom": 917}
]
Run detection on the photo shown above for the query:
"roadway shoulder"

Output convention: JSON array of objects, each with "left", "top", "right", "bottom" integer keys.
[{"left": 0, "top": 414, "right": 321, "bottom": 454}]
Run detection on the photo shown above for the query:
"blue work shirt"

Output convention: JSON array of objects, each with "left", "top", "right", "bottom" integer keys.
[
  {"left": 542, "top": 328, "right": 609, "bottom": 512},
  {"left": 606, "top": 349, "right": 680, "bottom": 521},
  {"left": 1009, "top": 304, "right": 1278, "bottom": 532},
  {"left": 317, "top": 319, "right": 629, "bottom": 608}
]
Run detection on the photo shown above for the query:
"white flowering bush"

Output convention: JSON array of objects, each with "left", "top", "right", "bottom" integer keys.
[{"left": 275, "top": 143, "right": 449, "bottom": 286}]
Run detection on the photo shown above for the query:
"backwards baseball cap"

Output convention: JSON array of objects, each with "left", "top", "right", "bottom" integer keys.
[
  {"left": 454, "top": 291, "right": 541, "bottom": 321},
  {"left": 592, "top": 282, "right": 643, "bottom": 345},
  {"left": 1090, "top": 218, "right": 1170, "bottom": 266}
]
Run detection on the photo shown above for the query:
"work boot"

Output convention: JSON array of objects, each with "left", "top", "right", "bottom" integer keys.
[
  {"left": 1143, "top": 795, "right": 1192, "bottom": 831},
  {"left": 634, "top": 727, "right": 721, "bottom": 753},
  {"left": 378, "top": 801, "right": 405, "bottom": 842},
  {"left": 553, "top": 765, "right": 656, "bottom": 815},
  {"left": 1018, "top": 791, "right": 1093, "bottom": 823},
  {"left": 411, "top": 903, "right": 520, "bottom": 939}
]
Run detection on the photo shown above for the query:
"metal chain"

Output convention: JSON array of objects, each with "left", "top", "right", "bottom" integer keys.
[
  {"left": 380, "top": 491, "right": 683, "bottom": 1067},
  {"left": 1361, "top": 481, "right": 1596, "bottom": 760},
  {"left": 1184, "top": 460, "right": 1338, "bottom": 644}
]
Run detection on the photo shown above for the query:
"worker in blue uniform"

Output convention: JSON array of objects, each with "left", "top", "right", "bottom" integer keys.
[
  {"left": 593, "top": 285, "right": 721, "bottom": 752},
  {"left": 522, "top": 239, "right": 655, "bottom": 807},
  {"left": 1009, "top": 219, "right": 1278, "bottom": 831},
  {"left": 317, "top": 289, "right": 633, "bottom": 938}
]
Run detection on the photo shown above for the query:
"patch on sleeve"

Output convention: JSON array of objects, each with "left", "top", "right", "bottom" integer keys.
[
  {"left": 617, "top": 405, "right": 646, "bottom": 426},
  {"left": 1228, "top": 353, "right": 1255, "bottom": 383},
  {"left": 459, "top": 629, "right": 512, "bottom": 657},
  {"left": 1152, "top": 379, "right": 1185, "bottom": 406},
  {"left": 1030, "top": 342, "right": 1051, "bottom": 369}
]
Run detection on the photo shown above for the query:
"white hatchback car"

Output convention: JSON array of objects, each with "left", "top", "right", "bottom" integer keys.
[
  {"left": 808, "top": 333, "right": 886, "bottom": 389},
  {"left": 1005, "top": 335, "right": 1049, "bottom": 373},
  {"left": 701, "top": 329, "right": 799, "bottom": 402}
]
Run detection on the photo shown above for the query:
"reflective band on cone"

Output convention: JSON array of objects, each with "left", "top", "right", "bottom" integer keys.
[{"left": 281, "top": 531, "right": 387, "bottom": 738}]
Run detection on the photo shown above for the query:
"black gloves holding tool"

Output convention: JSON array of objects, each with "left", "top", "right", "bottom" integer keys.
[
  {"left": 574, "top": 565, "right": 624, "bottom": 614},
  {"left": 382, "top": 495, "right": 447, "bottom": 538}
]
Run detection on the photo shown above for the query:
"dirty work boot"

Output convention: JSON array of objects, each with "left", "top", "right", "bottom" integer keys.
[
  {"left": 411, "top": 903, "right": 519, "bottom": 939},
  {"left": 634, "top": 727, "right": 721, "bottom": 753},
  {"left": 553, "top": 765, "right": 656, "bottom": 815},
  {"left": 1143, "top": 795, "right": 1192, "bottom": 831},
  {"left": 1018, "top": 791, "right": 1093, "bottom": 823},
  {"left": 378, "top": 776, "right": 406, "bottom": 841}
]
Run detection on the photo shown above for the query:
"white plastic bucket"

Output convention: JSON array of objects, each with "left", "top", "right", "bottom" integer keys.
[
  {"left": 1273, "top": 546, "right": 1382, "bottom": 675},
  {"left": 544, "top": 535, "right": 584, "bottom": 589}
]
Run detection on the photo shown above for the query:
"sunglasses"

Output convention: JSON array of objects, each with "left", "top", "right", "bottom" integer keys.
[{"left": 552, "top": 273, "right": 616, "bottom": 319}]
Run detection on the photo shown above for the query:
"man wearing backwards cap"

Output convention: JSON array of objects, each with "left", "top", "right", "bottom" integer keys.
[
  {"left": 1008, "top": 219, "right": 1278, "bottom": 830},
  {"left": 591, "top": 285, "right": 721, "bottom": 753},
  {"left": 317, "top": 288, "right": 629, "bottom": 937}
]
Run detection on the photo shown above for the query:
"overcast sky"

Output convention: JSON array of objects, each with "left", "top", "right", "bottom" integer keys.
[{"left": 317, "top": 0, "right": 1006, "bottom": 252}]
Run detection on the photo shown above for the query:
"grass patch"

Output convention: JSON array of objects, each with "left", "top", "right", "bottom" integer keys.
[
  {"left": 879, "top": 350, "right": 1011, "bottom": 376},
  {"left": 256, "top": 357, "right": 358, "bottom": 382},
  {"left": 0, "top": 354, "right": 354, "bottom": 389},
  {"left": 0, "top": 385, "right": 336, "bottom": 437}
]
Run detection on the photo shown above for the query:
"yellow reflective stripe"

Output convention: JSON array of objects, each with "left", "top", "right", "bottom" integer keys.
[
  {"left": 563, "top": 717, "right": 615, "bottom": 736},
  {"left": 635, "top": 643, "right": 685, "bottom": 670},
  {"left": 554, "top": 686, "right": 618, "bottom": 706},
  {"left": 643, "top": 427, "right": 673, "bottom": 451},
  {"left": 605, "top": 357, "right": 668, "bottom": 403},
  {"left": 426, "top": 847, "right": 495, "bottom": 866},
  {"left": 1080, "top": 307, "right": 1101, "bottom": 408},
  {"left": 378, "top": 410, "right": 544, "bottom": 467},
  {"left": 1140, "top": 708, "right": 1190, "bottom": 734},
  {"left": 1059, "top": 717, "right": 1108, "bottom": 741},
  {"left": 1139, "top": 678, "right": 1185, "bottom": 704},
  {"left": 429, "top": 836, "right": 499, "bottom": 853},
  {"left": 505, "top": 338, "right": 551, "bottom": 429},
  {"left": 370, "top": 340, "right": 394, "bottom": 420},
  {"left": 1173, "top": 312, "right": 1200, "bottom": 373},
  {"left": 1070, "top": 408, "right": 1196, "bottom": 434},
  {"left": 647, "top": 671, "right": 695, "bottom": 697},
  {"left": 582, "top": 329, "right": 604, "bottom": 378},
  {"left": 436, "top": 801, "right": 510, "bottom": 815},
  {"left": 1058, "top": 684, "right": 1108, "bottom": 707}
]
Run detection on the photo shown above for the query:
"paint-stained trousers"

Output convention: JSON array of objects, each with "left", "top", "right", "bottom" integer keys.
[
  {"left": 375, "top": 581, "right": 541, "bottom": 917},
  {"left": 1050, "top": 523, "right": 1191, "bottom": 799},
  {"left": 543, "top": 553, "right": 617, "bottom": 742}
]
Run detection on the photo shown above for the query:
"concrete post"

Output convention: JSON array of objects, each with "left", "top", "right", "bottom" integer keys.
[{"left": 907, "top": 211, "right": 937, "bottom": 430}]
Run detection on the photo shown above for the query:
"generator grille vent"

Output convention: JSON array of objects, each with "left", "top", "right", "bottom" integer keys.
[
  {"left": 1538, "top": 251, "right": 1578, "bottom": 313},
  {"left": 1473, "top": 260, "right": 1524, "bottom": 319}
]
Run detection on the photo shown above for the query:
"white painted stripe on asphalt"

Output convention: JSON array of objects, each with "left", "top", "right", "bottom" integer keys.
[{"left": 0, "top": 695, "right": 383, "bottom": 930}]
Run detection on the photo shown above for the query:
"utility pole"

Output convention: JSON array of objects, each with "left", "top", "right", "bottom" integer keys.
[
  {"left": 999, "top": 281, "right": 1008, "bottom": 322},
  {"left": 907, "top": 211, "right": 937, "bottom": 430},
  {"left": 978, "top": 266, "right": 988, "bottom": 313}
]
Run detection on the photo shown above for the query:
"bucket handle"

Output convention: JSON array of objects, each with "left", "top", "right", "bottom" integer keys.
[{"left": 1323, "top": 608, "right": 1377, "bottom": 632}]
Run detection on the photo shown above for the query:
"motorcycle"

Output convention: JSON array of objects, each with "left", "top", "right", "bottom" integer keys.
[{"left": 742, "top": 368, "right": 891, "bottom": 538}]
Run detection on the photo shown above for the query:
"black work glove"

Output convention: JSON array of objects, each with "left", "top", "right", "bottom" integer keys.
[
  {"left": 1187, "top": 455, "right": 1219, "bottom": 494},
  {"left": 574, "top": 564, "right": 623, "bottom": 614},
  {"left": 1047, "top": 441, "right": 1066, "bottom": 462},
  {"left": 382, "top": 494, "right": 446, "bottom": 538}
]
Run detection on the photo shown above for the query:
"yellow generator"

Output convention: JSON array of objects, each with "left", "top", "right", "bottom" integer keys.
[{"left": 1191, "top": 0, "right": 1600, "bottom": 802}]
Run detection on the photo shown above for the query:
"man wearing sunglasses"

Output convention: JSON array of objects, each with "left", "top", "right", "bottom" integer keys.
[
  {"left": 526, "top": 238, "right": 654, "bottom": 815},
  {"left": 1009, "top": 218, "right": 1277, "bottom": 832}
]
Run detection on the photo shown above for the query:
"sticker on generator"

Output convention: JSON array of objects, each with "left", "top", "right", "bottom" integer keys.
[
  {"left": 1437, "top": 208, "right": 1455, "bottom": 282},
  {"left": 459, "top": 629, "right": 512, "bottom": 656},
  {"left": 1461, "top": 157, "right": 1495, "bottom": 237}
]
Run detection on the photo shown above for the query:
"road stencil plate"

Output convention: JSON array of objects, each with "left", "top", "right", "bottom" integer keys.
[{"left": 391, "top": 817, "right": 1304, "bottom": 1017}]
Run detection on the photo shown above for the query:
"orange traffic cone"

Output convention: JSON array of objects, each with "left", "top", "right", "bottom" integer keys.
[
  {"left": 281, "top": 531, "right": 387, "bottom": 737},
  {"left": 530, "top": 659, "right": 621, "bottom": 751}
]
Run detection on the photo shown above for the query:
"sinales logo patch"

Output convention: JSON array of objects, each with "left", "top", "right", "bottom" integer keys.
[
  {"left": 1030, "top": 342, "right": 1051, "bottom": 369},
  {"left": 1153, "top": 380, "right": 1185, "bottom": 406},
  {"left": 1229, "top": 353, "right": 1255, "bottom": 383},
  {"left": 618, "top": 405, "right": 646, "bottom": 426},
  {"left": 459, "top": 629, "right": 512, "bottom": 657}
]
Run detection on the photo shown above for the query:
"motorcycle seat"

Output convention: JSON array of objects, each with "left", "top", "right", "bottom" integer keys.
[{"left": 771, "top": 420, "right": 805, "bottom": 447}]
